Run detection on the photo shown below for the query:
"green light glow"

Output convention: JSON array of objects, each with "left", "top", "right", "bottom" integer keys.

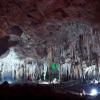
[{"left": 51, "top": 63, "right": 58, "bottom": 72}]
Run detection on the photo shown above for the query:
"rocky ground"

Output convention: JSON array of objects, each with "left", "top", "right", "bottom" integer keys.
[
  {"left": 1, "top": 81, "right": 100, "bottom": 100},
  {"left": 0, "top": 81, "right": 83, "bottom": 100}
]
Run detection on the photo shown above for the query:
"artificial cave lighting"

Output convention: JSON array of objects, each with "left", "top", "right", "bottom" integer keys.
[
  {"left": 0, "top": 46, "right": 100, "bottom": 84},
  {"left": 90, "top": 89, "right": 98, "bottom": 96},
  {"left": 0, "top": 21, "right": 100, "bottom": 85}
]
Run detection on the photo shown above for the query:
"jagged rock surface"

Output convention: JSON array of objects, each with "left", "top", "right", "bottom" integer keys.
[{"left": 0, "top": 0, "right": 100, "bottom": 81}]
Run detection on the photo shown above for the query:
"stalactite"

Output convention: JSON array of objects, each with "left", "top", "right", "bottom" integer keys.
[
  {"left": 1, "top": 20, "right": 100, "bottom": 83},
  {"left": 47, "top": 46, "right": 53, "bottom": 82}
]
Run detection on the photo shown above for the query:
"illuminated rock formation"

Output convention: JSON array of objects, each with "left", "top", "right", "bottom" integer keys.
[{"left": 0, "top": 0, "right": 100, "bottom": 82}]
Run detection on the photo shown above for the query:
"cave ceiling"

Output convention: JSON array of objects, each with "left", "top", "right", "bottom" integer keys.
[
  {"left": 0, "top": 0, "right": 100, "bottom": 36},
  {"left": 0, "top": 0, "right": 100, "bottom": 58}
]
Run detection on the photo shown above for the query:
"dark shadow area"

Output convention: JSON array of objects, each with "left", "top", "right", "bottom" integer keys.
[
  {"left": 9, "top": 26, "right": 23, "bottom": 36},
  {"left": 0, "top": 82, "right": 85, "bottom": 100},
  {"left": 0, "top": 36, "right": 18, "bottom": 56}
]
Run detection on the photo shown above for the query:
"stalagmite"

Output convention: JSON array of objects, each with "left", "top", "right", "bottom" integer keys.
[
  {"left": 0, "top": 20, "right": 100, "bottom": 83},
  {"left": 43, "top": 61, "right": 48, "bottom": 80}
]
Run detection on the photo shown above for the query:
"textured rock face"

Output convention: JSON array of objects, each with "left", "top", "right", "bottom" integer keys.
[
  {"left": 0, "top": 0, "right": 100, "bottom": 37},
  {"left": 0, "top": 0, "right": 100, "bottom": 81},
  {"left": 0, "top": 20, "right": 100, "bottom": 82},
  {"left": 0, "top": 0, "right": 100, "bottom": 49}
]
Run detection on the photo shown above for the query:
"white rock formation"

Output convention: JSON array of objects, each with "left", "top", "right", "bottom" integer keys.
[
  {"left": 0, "top": 47, "right": 38, "bottom": 82},
  {"left": 0, "top": 47, "right": 22, "bottom": 81},
  {"left": 0, "top": 47, "right": 99, "bottom": 83}
]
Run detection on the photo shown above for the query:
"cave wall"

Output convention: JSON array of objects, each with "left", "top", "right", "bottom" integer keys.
[{"left": 0, "top": 0, "right": 100, "bottom": 81}]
